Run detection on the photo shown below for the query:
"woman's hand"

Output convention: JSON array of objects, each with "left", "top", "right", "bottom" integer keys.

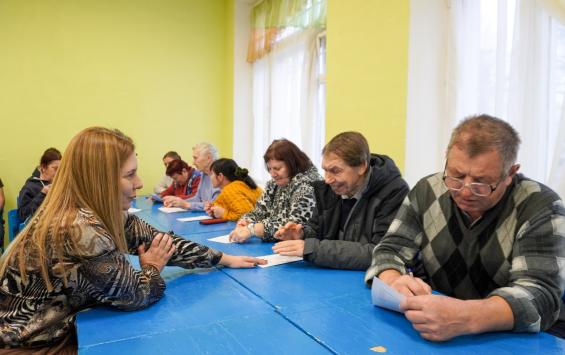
[
  {"left": 210, "top": 206, "right": 225, "bottom": 219},
  {"left": 219, "top": 254, "right": 267, "bottom": 268},
  {"left": 228, "top": 225, "right": 252, "bottom": 243},
  {"left": 163, "top": 196, "right": 189, "bottom": 209},
  {"left": 138, "top": 233, "right": 176, "bottom": 272},
  {"left": 204, "top": 201, "right": 213, "bottom": 216}
]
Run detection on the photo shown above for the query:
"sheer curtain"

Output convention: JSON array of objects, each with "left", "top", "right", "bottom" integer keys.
[
  {"left": 405, "top": 0, "right": 565, "bottom": 199},
  {"left": 241, "top": 0, "right": 326, "bottom": 184},
  {"left": 250, "top": 28, "right": 322, "bottom": 184}
]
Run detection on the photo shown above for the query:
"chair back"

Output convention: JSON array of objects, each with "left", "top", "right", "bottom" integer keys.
[{"left": 7, "top": 209, "right": 22, "bottom": 242}]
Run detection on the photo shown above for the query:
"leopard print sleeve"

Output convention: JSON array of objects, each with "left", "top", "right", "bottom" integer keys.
[
  {"left": 242, "top": 180, "right": 275, "bottom": 223},
  {"left": 260, "top": 179, "right": 317, "bottom": 241}
]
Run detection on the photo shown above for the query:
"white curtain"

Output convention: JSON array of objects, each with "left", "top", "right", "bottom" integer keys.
[
  {"left": 405, "top": 0, "right": 565, "bottom": 199},
  {"left": 543, "top": 0, "right": 565, "bottom": 199},
  {"left": 249, "top": 28, "right": 323, "bottom": 184}
]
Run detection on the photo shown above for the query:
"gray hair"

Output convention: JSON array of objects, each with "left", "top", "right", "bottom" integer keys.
[
  {"left": 447, "top": 114, "right": 521, "bottom": 176},
  {"left": 193, "top": 142, "right": 219, "bottom": 161}
]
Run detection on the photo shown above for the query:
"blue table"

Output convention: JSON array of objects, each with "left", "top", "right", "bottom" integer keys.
[{"left": 77, "top": 197, "right": 565, "bottom": 354}]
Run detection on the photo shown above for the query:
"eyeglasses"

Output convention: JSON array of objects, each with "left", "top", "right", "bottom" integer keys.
[{"left": 442, "top": 175, "right": 501, "bottom": 197}]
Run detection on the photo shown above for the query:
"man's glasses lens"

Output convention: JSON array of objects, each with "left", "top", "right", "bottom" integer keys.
[{"left": 443, "top": 176, "right": 492, "bottom": 197}]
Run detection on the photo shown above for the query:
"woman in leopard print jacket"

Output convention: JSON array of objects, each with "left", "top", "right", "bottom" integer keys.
[{"left": 229, "top": 139, "right": 322, "bottom": 243}]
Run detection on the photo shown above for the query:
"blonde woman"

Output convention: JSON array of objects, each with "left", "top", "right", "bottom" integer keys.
[{"left": 0, "top": 127, "right": 265, "bottom": 353}]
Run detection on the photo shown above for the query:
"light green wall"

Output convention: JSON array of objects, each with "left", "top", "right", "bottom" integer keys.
[
  {"left": 0, "top": 0, "right": 233, "bottom": 241},
  {"left": 326, "top": 0, "right": 409, "bottom": 169}
]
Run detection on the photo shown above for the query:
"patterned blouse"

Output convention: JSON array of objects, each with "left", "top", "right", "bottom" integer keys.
[
  {"left": 243, "top": 166, "right": 322, "bottom": 241},
  {"left": 0, "top": 209, "right": 222, "bottom": 348}
]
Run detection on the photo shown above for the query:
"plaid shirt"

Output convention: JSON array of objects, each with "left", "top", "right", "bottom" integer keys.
[{"left": 366, "top": 172, "right": 565, "bottom": 332}]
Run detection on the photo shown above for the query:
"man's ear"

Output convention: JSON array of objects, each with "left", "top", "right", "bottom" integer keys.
[
  {"left": 359, "top": 161, "right": 369, "bottom": 176},
  {"left": 504, "top": 164, "right": 520, "bottom": 185},
  {"left": 509, "top": 164, "right": 520, "bottom": 177}
]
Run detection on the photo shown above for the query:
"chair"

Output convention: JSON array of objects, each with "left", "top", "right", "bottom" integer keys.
[{"left": 7, "top": 209, "right": 23, "bottom": 242}]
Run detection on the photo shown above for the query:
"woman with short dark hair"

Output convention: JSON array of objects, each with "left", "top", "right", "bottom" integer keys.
[
  {"left": 160, "top": 159, "right": 201, "bottom": 203},
  {"left": 17, "top": 147, "right": 62, "bottom": 222}
]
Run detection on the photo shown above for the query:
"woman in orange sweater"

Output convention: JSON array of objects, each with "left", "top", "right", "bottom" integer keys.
[{"left": 205, "top": 159, "right": 262, "bottom": 221}]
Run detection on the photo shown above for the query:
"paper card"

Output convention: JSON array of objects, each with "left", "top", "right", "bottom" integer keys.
[
  {"left": 371, "top": 276, "right": 406, "bottom": 313},
  {"left": 127, "top": 208, "right": 141, "bottom": 213},
  {"left": 177, "top": 215, "right": 213, "bottom": 222},
  {"left": 256, "top": 254, "right": 303, "bottom": 268},
  {"left": 207, "top": 234, "right": 232, "bottom": 244},
  {"left": 158, "top": 207, "right": 188, "bottom": 213}
]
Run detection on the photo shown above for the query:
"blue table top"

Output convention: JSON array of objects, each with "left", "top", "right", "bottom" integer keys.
[{"left": 77, "top": 197, "right": 565, "bottom": 354}]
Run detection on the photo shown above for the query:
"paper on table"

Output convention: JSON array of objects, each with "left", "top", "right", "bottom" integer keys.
[
  {"left": 177, "top": 215, "right": 213, "bottom": 222},
  {"left": 207, "top": 234, "right": 232, "bottom": 244},
  {"left": 371, "top": 276, "right": 406, "bottom": 313},
  {"left": 127, "top": 207, "right": 141, "bottom": 213},
  {"left": 158, "top": 207, "right": 188, "bottom": 213},
  {"left": 256, "top": 254, "right": 303, "bottom": 268}
]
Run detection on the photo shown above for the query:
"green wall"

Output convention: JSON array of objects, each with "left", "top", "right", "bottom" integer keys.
[
  {"left": 326, "top": 0, "right": 409, "bottom": 169},
  {"left": 0, "top": 0, "right": 412, "bottom": 244},
  {"left": 0, "top": 0, "right": 233, "bottom": 243}
]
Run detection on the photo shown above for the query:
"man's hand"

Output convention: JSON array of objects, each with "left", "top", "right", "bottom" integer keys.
[
  {"left": 272, "top": 240, "right": 305, "bottom": 257},
  {"left": 274, "top": 222, "right": 304, "bottom": 240},
  {"left": 379, "top": 269, "right": 431, "bottom": 297},
  {"left": 401, "top": 295, "right": 472, "bottom": 341}
]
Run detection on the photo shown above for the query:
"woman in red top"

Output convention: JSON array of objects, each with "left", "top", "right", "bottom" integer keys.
[{"left": 161, "top": 159, "right": 201, "bottom": 205}]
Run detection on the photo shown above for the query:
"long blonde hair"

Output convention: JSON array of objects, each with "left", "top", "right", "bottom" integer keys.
[{"left": 0, "top": 127, "right": 134, "bottom": 290}]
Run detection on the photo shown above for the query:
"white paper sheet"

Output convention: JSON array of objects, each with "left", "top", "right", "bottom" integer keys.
[
  {"left": 177, "top": 215, "right": 213, "bottom": 222},
  {"left": 207, "top": 234, "right": 232, "bottom": 244},
  {"left": 158, "top": 207, "right": 188, "bottom": 213},
  {"left": 127, "top": 207, "right": 141, "bottom": 213},
  {"left": 256, "top": 254, "right": 303, "bottom": 268},
  {"left": 371, "top": 276, "right": 406, "bottom": 313}
]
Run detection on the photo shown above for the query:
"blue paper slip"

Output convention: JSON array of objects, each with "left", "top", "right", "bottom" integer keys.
[{"left": 151, "top": 194, "right": 163, "bottom": 203}]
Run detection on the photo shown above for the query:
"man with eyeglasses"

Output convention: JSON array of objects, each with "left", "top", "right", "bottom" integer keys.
[{"left": 365, "top": 114, "right": 565, "bottom": 341}]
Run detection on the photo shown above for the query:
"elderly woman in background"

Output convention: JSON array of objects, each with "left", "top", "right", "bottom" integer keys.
[
  {"left": 154, "top": 151, "right": 181, "bottom": 194},
  {"left": 229, "top": 139, "right": 322, "bottom": 243},
  {"left": 160, "top": 159, "right": 201, "bottom": 206}
]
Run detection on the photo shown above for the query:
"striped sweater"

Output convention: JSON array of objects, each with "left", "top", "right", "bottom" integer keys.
[{"left": 366, "top": 173, "right": 565, "bottom": 332}]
